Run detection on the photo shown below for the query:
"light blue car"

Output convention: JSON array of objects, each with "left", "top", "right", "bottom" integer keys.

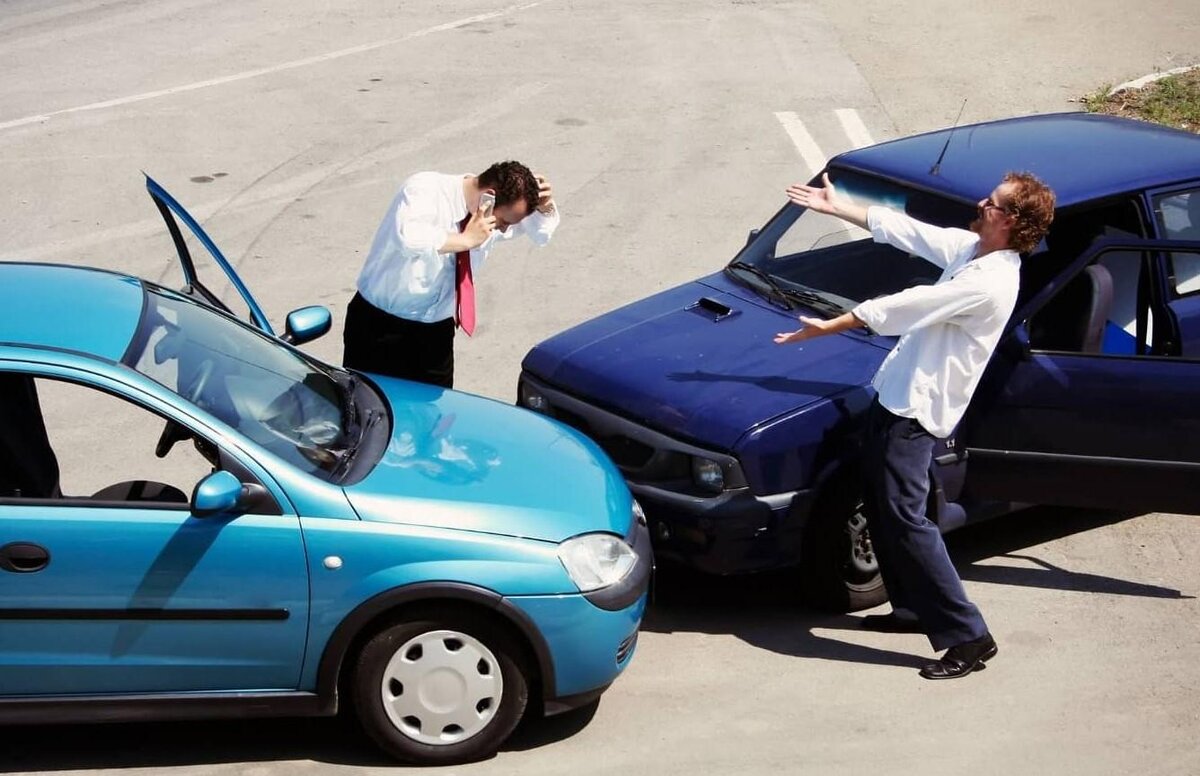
[{"left": 0, "top": 177, "right": 650, "bottom": 765}]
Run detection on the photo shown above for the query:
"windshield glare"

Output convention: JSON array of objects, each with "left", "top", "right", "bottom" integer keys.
[
  {"left": 736, "top": 168, "right": 976, "bottom": 307},
  {"left": 127, "top": 288, "right": 350, "bottom": 478}
]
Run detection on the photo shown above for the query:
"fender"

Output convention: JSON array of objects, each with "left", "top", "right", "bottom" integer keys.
[{"left": 314, "top": 581, "right": 558, "bottom": 712}]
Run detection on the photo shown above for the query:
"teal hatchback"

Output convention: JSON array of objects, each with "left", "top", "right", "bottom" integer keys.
[{"left": 0, "top": 178, "right": 649, "bottom": 765}]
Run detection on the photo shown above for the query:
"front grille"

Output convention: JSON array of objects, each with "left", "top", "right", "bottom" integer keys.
[
  {"left": 616, "top": 631, "right": 639, "bottom": 664},
  {"left": 555, "top": 407, "right": 656, "bottom": 469}
]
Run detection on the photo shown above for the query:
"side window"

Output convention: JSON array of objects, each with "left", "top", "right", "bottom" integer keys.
[
  {"left": 1152, "top": 189, "right": 1200, "bottom": 297},
  {"left": 1028, "top": 249, "right": 1175, "bottom": 358},
  {"left": 0, "top": 375, "right": 216, "bottom": 506}
]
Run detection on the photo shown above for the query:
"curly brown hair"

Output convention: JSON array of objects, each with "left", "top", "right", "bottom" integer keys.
[
  {"left": 1001, "top": 171, "right": 1056, "bottom": 254},
  {"left": 478, "top": 160, "right": 539, "bottom": 214}
]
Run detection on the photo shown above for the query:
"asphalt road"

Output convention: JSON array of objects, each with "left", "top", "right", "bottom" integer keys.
[{"left": 2, "top": 1, "right": 1199, "bottom": 774}]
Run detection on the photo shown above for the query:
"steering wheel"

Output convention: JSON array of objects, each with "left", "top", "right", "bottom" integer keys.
[{"left": 155, "top": 360, "right": 214, "bottom": 459}]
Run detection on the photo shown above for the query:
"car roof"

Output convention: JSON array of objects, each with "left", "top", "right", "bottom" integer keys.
[
  {"left": 0, "top": 262, "right": 146, "bottom": 363},
  {"left": 833, "top": 112, "right": 1200, "bottom": 209}
]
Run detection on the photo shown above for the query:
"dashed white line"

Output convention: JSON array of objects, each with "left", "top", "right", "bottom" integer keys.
[
  {"left": 834, "top": 108, "right": 875, "bottom": 150},
  {"left": 0, "top": 1, "right": 548, "bottom": 133},
  {"left": 773, "top": 111, "right": 827, "bottom": 178}
]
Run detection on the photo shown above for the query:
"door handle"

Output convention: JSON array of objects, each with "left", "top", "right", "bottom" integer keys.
[{"left": 0, "top": 542, "right": 51, "bottom": 573}]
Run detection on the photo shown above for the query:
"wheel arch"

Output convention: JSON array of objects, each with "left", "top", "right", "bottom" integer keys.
[{"left": 315, "top": 582, "right": 557, "bottom": 713}]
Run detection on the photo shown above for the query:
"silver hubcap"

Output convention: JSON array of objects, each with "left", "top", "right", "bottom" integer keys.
[{"left": 380, "top": 629, "right": 504, "bottom": 746}]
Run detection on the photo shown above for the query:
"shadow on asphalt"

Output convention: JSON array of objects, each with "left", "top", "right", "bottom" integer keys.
[
  {"left": 643, "top": 505, "right": 1193, "bottom": 665},
  {"left": 0, "top": 699, "right": 600, "bottom": 772},
  {"left": 2, "top": 508, "right": 1189, "bottom": 770}
]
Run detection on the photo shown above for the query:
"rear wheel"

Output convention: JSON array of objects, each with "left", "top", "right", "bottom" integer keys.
[
  {"left": 799, "top": 488, "right": 888, "bottom": 612},
  {"left": 352, "top": 613, "right": 529, "bottom": 765}
]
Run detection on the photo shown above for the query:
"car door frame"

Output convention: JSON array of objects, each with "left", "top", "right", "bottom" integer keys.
[
  {"left": 1146, "top": 182, "right": 1200, "bottom": 357},
  {"left": 146, "top": 175, "right": 275, "bottom": 335}
]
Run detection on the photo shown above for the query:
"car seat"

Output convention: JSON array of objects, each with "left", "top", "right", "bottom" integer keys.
[
  {"left": 0, "top": 374, "right": 61, "bottom": 499},
  {"left": 1029, "top": 264, "right": 1114, "bottom": 354}
]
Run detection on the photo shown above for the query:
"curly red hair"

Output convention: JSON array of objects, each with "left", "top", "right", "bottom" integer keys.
[{"left": 1001, "top": 171, "right": 1056, "bottom": 254}]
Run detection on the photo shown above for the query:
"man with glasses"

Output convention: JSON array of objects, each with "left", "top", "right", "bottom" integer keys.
[{"left": 775, "top": 171, "right": 1056, "bottom": 680}]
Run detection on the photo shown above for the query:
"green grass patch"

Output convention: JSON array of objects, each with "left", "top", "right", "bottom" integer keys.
[{"left": 1082, "top": 68, "right": 1200, "bottom": 133}]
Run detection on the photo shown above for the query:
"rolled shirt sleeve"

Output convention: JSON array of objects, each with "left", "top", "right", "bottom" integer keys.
[
  {"left": 394, "top": 179, "right": 451, "bottom": 256},
  {"left": 511, "top": 202, "right": 560, "bottom": 246},
  {"left": 853, "top": 269, "right": 994, "bottom": 337},
  {"left": 867, "top": 206, "right": 979, "bottom": 270}
]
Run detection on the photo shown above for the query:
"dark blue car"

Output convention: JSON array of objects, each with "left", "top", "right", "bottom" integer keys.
[{"left": 519, "top": 113, "right": 1200, "bottom": 611}]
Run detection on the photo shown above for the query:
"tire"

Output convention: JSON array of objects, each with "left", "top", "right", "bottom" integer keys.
[
  {"left": 351, "top": 612, "right": 530, "bottom": 765},
  {"left": 799, "top": 486, "right": 888, "bottom": 613}
]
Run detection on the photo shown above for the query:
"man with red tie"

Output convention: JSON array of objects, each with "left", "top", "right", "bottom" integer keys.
[{"left": 343, "top": 160, "right": 558, "bottom": 387}]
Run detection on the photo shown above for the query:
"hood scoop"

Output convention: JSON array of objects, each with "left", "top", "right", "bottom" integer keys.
[{"left": 686, "top": 297, "right": 740, "bottom": 322}]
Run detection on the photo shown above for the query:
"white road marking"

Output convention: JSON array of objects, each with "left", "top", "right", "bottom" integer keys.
[
  {"left": 0, "top": 1, "right": 547, "bottom": 133},
  {"left": 773, "top": 111, "right": 827, "bottom": 178},
  {"left": 834, "top": 108, "right": 875, "bottom": 149}
]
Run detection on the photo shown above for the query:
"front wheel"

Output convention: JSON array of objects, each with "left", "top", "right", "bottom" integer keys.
[
  {"left": 799, "top": 494, "right": 888, "bottom": 612},
  {"left": 352, "top": 613, "right": 530, "bottom": 765}
]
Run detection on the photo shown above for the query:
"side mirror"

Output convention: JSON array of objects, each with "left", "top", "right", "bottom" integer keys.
[
  {"left": 191, "top": 470, "right": 245, "bottom": 517},
  {"left": 282, "top": 305, "right": 332, "bottom": 345}
]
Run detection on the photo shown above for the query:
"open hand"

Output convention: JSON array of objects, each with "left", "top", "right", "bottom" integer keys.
[
  {"left": 774, "top": 316, "right": 831, "bottom": 344},
  {"left": 785, "top": 172, "right": 843, "bottom": 215}
]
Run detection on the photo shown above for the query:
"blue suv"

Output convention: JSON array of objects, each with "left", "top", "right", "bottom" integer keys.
[
  {"left": 0, "top": 178, "right": 650, "bottom": 765},
  {"left": 520, "top": 113, "right": 1200, "bottom": 612}
]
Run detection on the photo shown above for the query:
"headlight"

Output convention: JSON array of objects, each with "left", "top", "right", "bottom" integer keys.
[
  {"left": 691, "top": 456, "right": 725, "bottom": 493},
  {"left": 518, "top": 381, "right": 552, "bottom": 415},
  {"left": 557, "top": 533, "right": 637, "bottom": 592}
]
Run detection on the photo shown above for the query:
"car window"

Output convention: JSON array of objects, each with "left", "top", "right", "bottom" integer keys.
[
  {"left": 1152, "top": 189, "right": 1200, "bottom": 296},
  {"left": 0, "top": 374, "right": 215, "bottom": 506},
  {"left": 738, "top": 169, "right": 974, "bottom": 309},
  {"left": 125, "top": 287, "right": 354, "bottom": 479}
]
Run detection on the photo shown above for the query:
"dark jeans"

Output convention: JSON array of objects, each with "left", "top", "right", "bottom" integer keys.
[
  {"left": 862, "top": 398, "right": 988, "bottom": 651},
  {"left": 342, "top": 293, "right": 456, "bottom": 388}
]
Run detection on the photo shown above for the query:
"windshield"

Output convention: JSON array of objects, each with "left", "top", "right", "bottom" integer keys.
[
  {"left": 732, "top": 168, "right": 976, "bottom": 311},
  {"left": 125, "top": 287, "right": 353, "bottom": 479}
]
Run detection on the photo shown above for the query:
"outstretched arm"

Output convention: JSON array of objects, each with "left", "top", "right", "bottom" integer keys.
[{"left": 774, "top": 311, "right": 865, "bottom": 345}]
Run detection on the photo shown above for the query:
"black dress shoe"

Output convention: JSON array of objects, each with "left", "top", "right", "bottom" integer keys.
[
  {"left": 919, "top": 633, "right": 998, "bottom": 680},
  {"left": 860, "top": 612, "right": 924, "bottom": 633}
]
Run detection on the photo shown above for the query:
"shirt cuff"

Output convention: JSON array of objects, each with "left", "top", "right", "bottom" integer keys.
[{"left": 851, "top": 299, "right": 884, "bottom": 332}]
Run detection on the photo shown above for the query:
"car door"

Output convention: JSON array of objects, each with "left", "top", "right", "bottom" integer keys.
[
  {"left": 0, "top": 367, "right": 309, "bottom": 696},
  {"left": 146, "top": 175, "right": 275, "bottom": 335},
  {"left": 962, "top": 236, "right": 1200, "bottom": 515}
]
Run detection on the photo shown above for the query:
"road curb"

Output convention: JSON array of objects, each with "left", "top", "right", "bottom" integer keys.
[{"left": 1112, "top": 64, "right": 1199, "bottom": 93}]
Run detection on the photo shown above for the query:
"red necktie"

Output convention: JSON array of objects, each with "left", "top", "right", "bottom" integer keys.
[{"left": 455, "top": 215, "right": 476, "bottom": 336}]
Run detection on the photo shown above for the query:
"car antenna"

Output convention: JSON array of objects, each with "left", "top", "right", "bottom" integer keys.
[{"left": 929, "top": 98, "right": 967, "bottom": 176}]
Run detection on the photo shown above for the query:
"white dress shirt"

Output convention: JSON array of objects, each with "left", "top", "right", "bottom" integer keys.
[
  {"left": 356, "top": 171, "right": 561, "bottom": 322},
  {"left": 851, "top": 206, "right": 1021, "bottom": 438}
]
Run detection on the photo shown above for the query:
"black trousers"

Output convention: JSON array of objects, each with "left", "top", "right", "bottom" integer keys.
[
  {"left": 342, "top": 293, "right": 456, "bottom": 388},
  {"left": 861, "top": 398, "right": 988, "bottom": 651}
]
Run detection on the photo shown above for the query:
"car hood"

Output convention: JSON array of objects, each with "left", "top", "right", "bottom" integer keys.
[
  {"left": 343, "top": 376, "right": 633, "bottom": 543},
  {"left": 522, "top": 272, "right": 887, "bottom": 450}
]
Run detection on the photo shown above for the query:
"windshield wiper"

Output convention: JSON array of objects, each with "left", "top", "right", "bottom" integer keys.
[
  {"left": 334, "top": 408, "right": 381, "bottom": 479},
  {"left": 725, "top": 261, "right": 795, "bottom": 311},
  {"left": 340, "top": 373, "right": 359, "bottom": 429},
  {"left": 727, "top": 262, "right": 846, "bottom": 316},
  {"left": 777, "top": 287, "right": 845, "bottom": 317}
]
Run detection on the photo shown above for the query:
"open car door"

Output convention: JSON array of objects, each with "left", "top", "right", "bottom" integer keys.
[
  {"left": 146, "top": 175, "right": 274, "bottom": 336},
  {"left": 963, "top": 236, "right": 1200, "bottom": 515}
]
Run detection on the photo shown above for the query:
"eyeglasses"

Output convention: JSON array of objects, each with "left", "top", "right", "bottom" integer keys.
[{"left": 980, "top": 196, "right": 1015, "bottom": 215}]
